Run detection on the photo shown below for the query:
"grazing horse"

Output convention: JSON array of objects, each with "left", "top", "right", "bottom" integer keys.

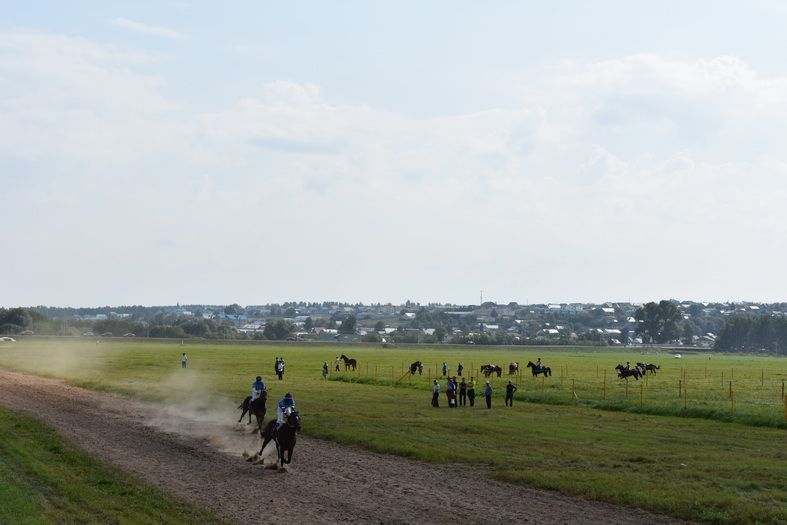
[
  {"left": 615, "top": 364, "right": 642, "bottom": 381},
  {"left": 410, "top": 361, "right": 423, "bottom": 375},
  {"left": 340, "top": 354, "right": 357, "bottom": 371},
  {"left": 238, "top": 392, "right": 267, "bottom": 434},
  {"left": 509, "top": 362, "right": 519, "bottom": 375},
  {"left": 526, "top": 361, "right": 552, "bottom": 377},
  {"left": 481, "top": 364, "right": 503, "bottom": 377},
  {"left": 256, "top": 409, "right": 301, "bottom": 470}
]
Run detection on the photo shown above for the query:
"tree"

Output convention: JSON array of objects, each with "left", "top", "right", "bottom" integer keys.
[
  {"left": 263, "top": 320, "right": 293, "bottom": 340},
  {"left": 224, "top": 304, "right": 243, "bottom": 315},
  {"left": 434, "top": 326, "right": 446, "bottom": 343},
  {"left": 339, "top": 315, "right": 357, "bottom": 334},
  {"left": 634, "top": 300, "right": 682, "bottom": 343},
  {"left": 304, "top": 317, "right": 314, "bottom": 331},
  {"left": 682, "top": 322, "right": 694, "bottom": 345},
  {"left": 374, "top": 320, "right": 385, "bottom": 332}
]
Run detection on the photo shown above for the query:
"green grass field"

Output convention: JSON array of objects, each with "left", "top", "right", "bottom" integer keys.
[
  {"left": 1, "top": 339, "right": 786, "bottom": 524},
  {"left": 0, "top": 405, "right": 224, "bottom": 525}
]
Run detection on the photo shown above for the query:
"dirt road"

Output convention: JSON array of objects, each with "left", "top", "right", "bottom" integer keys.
[{"left": 0, "top": 368, "right": 685, "bottom": 524}]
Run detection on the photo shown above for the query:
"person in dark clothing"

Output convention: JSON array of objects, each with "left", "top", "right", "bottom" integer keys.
[
  {"left": 442, "top": 362, "right": 448, "bottom": 377},
  {"left": 457, "top": 362, "right": 464, "bottom": 377},
  {"left": 432, "top": 380, "right": 440, "bottom": 407},
  {"left": 505, "top": 380, "right": 518, "bottom": 407},
  {"left": 459, "top": 378, "right": 467, "bottom": 406},
  {"left": 484, "top": 381, "right": 493, "bottom": 409},
  {"left": 467, "top": 377, "right": 476, "bottom": 407}
]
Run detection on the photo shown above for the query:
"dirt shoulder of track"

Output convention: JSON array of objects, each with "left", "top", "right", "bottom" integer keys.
[{"left": 0, "top": 368, "right": 687, "bottom": 525}]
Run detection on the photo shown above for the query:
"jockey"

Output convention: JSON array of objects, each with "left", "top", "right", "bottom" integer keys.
[
  {"left": 536, "top": 357, "right": 542, "bottom": 368},
  {"left": 276, "top": 392, "right": 296, "bottom": 429},
  {"left": 251, "top": 375, "right": 267, "bottom": 401}
]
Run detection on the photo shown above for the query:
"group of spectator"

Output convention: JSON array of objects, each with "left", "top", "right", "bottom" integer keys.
[{"left": 432, "top": 377, "right": 518, "bottom": 409}]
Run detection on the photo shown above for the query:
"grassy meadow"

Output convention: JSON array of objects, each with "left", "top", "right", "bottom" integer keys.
[
  {"left": 0, "top": 406, "right": 225, "bottom": 525},
  {"left": 0, "top": 338, "right": 786, "bottom": 524}
]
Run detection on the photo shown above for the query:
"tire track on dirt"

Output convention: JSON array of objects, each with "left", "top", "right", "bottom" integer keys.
[{"left": 0, "top": 368, "right": 687, "bottom": 524}]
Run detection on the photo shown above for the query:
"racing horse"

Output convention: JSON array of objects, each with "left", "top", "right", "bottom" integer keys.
[
  {"left": 637, "top": 362, "right": 660, "bottom": 375},
  {"left": 526, "top": 361, "right": 552, "bottom": 377},
  {"left": 481, "top": 364, "right": 503, "bottom": 377},
  {"left": 508, "top": 362, "right": 519, "bottom": 375},
  {"left": 238, "top": 391, "right": 268, "bottom": 434},
  {"left": 340, "top": 354, "right": 357, "bottom": 371},
  {"left": 615, "top": 364, "right": 642, "bottom": 381},
  {"left": 409, "top": 361, "right": 424, "bottom": 375},
  {"left": 254, "top": 409, "right": 301, "bottom": 470}
]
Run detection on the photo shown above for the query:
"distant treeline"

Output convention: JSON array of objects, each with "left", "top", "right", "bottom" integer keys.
[{"left": 714, "top": 316, "right": 787, "bottom": 354}]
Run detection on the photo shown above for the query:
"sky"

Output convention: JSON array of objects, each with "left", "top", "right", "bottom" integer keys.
[{"left": 1, "top": 1, "right": 786, "bottom": 307}]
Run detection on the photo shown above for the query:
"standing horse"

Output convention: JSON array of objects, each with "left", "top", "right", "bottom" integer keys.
[
  {"left": 410, "top": 361, "right": 423, "bottom": 375},
  {"left": 340, "top": 354, "right": 357, "bottom": 371},
  {"left": 526, "top": 361, "right": 552, "bottom": 377},
  {"left": 639, "top": 363, "right": 660, "bottom": 375},
  {"left": 254, "top": 409, "right": 301, "bottom": 470},
  {"left": 237, "top": 391, "right": 267, "bottom": 434},
  {"left": 615, "top": 365, "right": 642, "bottom": 381},
  {"left": 509, "top": 362, "right": 519, "bottom": 375}
]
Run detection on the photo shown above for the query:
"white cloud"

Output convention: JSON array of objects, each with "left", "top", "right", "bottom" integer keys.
[
  {"left": 1, "top": 31, "right": 787, "bottom": 304},
  {"left": 112, "top": 17, "right": 185, "bottom": 40}
]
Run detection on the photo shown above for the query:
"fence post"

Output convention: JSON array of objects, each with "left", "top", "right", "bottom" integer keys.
[
  {"left": 761, "top": 369, "right": 764, "bottom": 387},
  {"left": 625, "top": 380, "right": 629, "bottom": 399},
  {"left": 704, "top": 366, "right": 707, "bottom": 379},
  {"left": 540, "top": 375, "right": 544, "bottom": 395},
  {"left": 375, "top": 364, "right": 378, "bottom": 378},
  {"left": 721, "top": 371, "right": 724, "bottom": 387},
  {"left": 572, "top": 379, "right": 577, "bottom": 400},
  {"left": 683, "top": 387, "right": 688, "bottom": 410},
  {"left": 784, "top": 395, "right": 786, "bottom": 421},
  {"left": 678, "top": 379, "right": 682, "bottom": 398},
  {"left": 603, "top": 370, "right": 607, "bottom": 400},
  {"left": 596, "top": 364, "right": 598, "bottom": 378},
  {"left": 782, "top": 379, "right": 785, "bottom": 400},
  {"left": 366, "top": 363, "right": 369, "bottom": 376},
  {"left": 729, "top": 381, "right": 733, "bottom": 400},
  {"left": 639, "top": 383, "right": 643, "bottom": 408},
  {"left": 391, "top": 366, "right": 394, "bottom": 384}
]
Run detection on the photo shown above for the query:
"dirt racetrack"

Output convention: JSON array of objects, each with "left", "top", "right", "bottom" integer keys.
[{"left": 0, "top": 368, "right": 686, "bottom": 524}]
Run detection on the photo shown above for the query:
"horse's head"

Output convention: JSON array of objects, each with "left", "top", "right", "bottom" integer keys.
[
  {"left": 288, "top": 410, "right": 302, "bottom": 432},
  {"left": 526, "top": 361, "right": 534, "bottom": 368}
]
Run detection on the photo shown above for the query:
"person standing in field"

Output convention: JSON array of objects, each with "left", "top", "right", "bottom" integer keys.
[
  {"left": 457, "top": 362, "right": 464, "bottom": 377},
  {"left": 322, "top": 361, "right": 329, "bottom": 379},
  {"left": 505, "top": 380, "right": 517, "bottom": 407},
  {"left": 467, "top": 376, "right": 476, "bottom": 407},
  {"left": 459, "top": 377, "right": 467, "bottom": 406},
  {"left": 484, "top": 381, "right": 493, "bottom": 409},
  {"left": 334, "top": 356, "right": 341, "bottom": 372},
  {"left": 442, "top": 362, "right": 448, "bottom": 377},
  {"left": 432, "top": 379, "right": 440, "bottom": 407},
  {"left": 276, "top": 358, "right": 285, "bottom": 380},
  {"left": 181, "top": 353, "right": 187, "bottom": 368}
]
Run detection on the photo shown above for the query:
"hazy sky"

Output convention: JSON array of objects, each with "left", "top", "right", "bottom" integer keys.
[{"left": 2, "top": 1, "right": 786, "bottom": 307}]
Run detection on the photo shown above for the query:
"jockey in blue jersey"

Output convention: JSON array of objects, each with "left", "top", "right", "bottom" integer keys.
[
  {"left": 251, "top": 376, "right": 267, "bottom": 402},
  {"left": 276, "top": 392, "right": 296, "bottom": 430}
]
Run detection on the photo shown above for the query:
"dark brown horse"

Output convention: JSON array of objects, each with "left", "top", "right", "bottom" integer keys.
[
  {"left": 615, "top": 364, "right": 642, "bottom": 381},
  {"left": 410, "top": 361, "right": 423, "bottom": 375},
  {"left": 526, "top": 361, "right": 552, "bottom": 377},
  {"left": 255, "top": 410, "right": 301, "bottom": 470},
  {"left": 340, "top": 354, "right": 357, "bottom": 371},
  {"left": 238, "top": 392, "right": 267, "bottom": 434}
]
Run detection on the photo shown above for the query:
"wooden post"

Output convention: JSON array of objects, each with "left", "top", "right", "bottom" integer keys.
[
  {"left": 375, "top": 365, "right": 378, "bottom": 378},
  {"left": 678, "top": 379, "right": 682, "bottom": 398},
  {"left": 391, "top": 366, "right": 394, "bottom": 384},
  {"left": 729, "top": 380, "right": 733, "bottom": 400},
  {"left": 625, "top": 380, "right": 629, "bottom": 399},
  {"left": 596, "top": 364, "right": 599, "bottom": 377},
  {"left": 683, "top": 387, "right": 688, "bottom": 410},
  {"left": 572, "top": 379, "right": 577, "bottom": 400},
  {"left": 704, "top": 366, "right": 707, "bottom": 379},
  {"left": 782, "top": 379, "right": 785, "bottom": 400},
  {"left": 731, "top": 391, "right": 735, "bottom": 415},
  {"left": 603, "top": 370, "right": 607, "bottom": 400},
  {"left": 540, "top": 375, "right": 544, "bottom": 394},
  {"left": 645, "top": 373, "right": 648, "bottom": 386},
  {"left": 761, "top": 369, "right": 764, "bottom": 387},
  {"left": 639, "top": 383, "right": 643, "bottom": 408},
  {"left": 721, "top": 371, "right": 724, "bottom": 387},
  {"left": 784, "top": 395, "right": 786, "bottom": 421},
  {"left": 366, "top": 363, "right": 369, "bottom": 376}
]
